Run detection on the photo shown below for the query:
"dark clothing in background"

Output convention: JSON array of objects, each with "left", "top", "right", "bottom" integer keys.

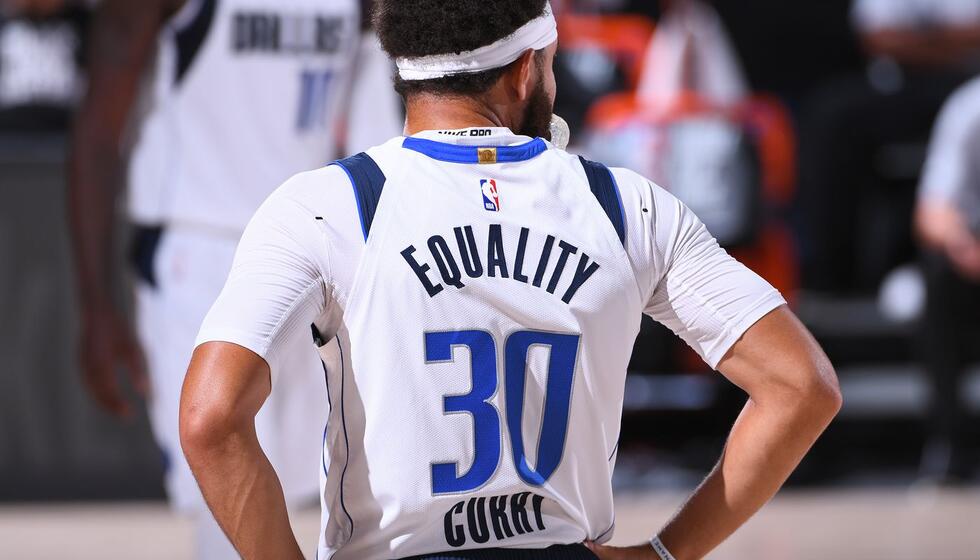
[
  {"left": 798, "top": 70, "right": 970, "bottom": 294},
  {"left": 920, "top": 251, "right": 980, "bottom": 474},
  {"left": 617, "top": 0, "right": 863, "bottom": 100},
  {"left": 710, "top": 0, "right": 862, "bottom": 99},
  {"left": 706, "top": 0, "right": 900, "bottom": 294},
  {"left": 0, "top": 8, "right": 89, "bottom": 131}
]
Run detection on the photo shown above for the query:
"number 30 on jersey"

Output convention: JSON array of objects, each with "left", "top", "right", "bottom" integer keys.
[{"left": 424, "top": 330, "right": 580, "bottom": 495}]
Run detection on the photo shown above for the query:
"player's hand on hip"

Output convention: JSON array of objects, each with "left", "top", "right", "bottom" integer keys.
[
  {"left": 79, "top": 306, "right": 148, "bottom": 418},
  {"left": 585, "top": 541, "right": 660, "bottom": 560}
]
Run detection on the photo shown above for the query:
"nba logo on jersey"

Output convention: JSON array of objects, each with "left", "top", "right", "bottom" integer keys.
[{"left": 481, "top": 179, "right": 500, "bottom": 212}]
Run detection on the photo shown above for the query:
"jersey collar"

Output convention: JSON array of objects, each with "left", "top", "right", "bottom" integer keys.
[{"left": 403, "top": 127, "right": 549, "bottom": 164}]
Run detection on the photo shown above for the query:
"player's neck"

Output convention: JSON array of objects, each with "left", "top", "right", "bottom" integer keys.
[{"left": 404, "top": 94, "right": 517, "bottom": 136}]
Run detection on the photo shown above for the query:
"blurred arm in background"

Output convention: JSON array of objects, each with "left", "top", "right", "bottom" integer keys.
[
  {"left": 67, "top": 0, "right": 185, "bottom": 417},
  {"left": 916, "top": 77, "right": 980, "bottom": 281},
  {"left": 855, "top": 0, "right": 980, "bottom": 68}
]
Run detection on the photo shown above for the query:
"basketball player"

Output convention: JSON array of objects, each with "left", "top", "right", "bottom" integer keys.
[
  {"left": 68, "top": 0, "right": 400, "bottom": 558},
  {"left": 180, "top": 1, "right": 842, "bottom": 558}
]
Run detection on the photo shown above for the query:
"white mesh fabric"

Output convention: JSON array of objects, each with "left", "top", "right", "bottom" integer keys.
[{"left": 198, "top": 129, "right": 785, "bottom": 559}]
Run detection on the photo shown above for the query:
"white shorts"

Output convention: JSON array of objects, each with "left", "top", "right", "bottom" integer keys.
[{"left": 134, "top": 226, "right": 326, "bottom": 513}]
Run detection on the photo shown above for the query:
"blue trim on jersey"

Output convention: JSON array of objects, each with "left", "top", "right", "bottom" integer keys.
[
  {"left": 174, "top": 0, "right": 217, "bottom": 85},
  {"left": 402, "top": 137, "right": 549, "bottom": 164},
  {"left": 607, "top": 441, "right": 620, "bottom": 462},
  {"left": 320, "top": 361, "right": 331, "bottom": 479},
  {"left": 313, "top": 325, "right": 334, "bottom": 480},
  {"left": 317, "top": 358, "right": 330, "bottom": 560},
  {"left": 337, "top": 334, "right": 355, "bottom": 541},
  {"left": 596, "top": 519, "right": 616, "bottom": 542},
  {"left": 579, "top": 157, "right": 627, "bottom": 246},
  {"left": 333, "top": 153, "right": 387, "bottom": 241},
  {"left": 609, "top": 171, "right": 628, "bottom": 242}
]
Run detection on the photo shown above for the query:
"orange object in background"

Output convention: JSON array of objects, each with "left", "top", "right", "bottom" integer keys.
[
  {"left": 557, "top": 14, "right": 655, "bottom": 90},
  {"left": 736, "top": 94, "right": 797, "bottom": 207},
  {"left": 587, "top": 90, "right": 800, "bottom": 299},
  {"left": 587, "top": 91, "right": 800, "bottom": 371},
  {"left": 561, "top": 10, "right": 799, "bottom": 372}
]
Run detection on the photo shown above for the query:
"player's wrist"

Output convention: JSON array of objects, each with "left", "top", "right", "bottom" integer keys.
[{"left": 649, "top": 535, "right": 677, "bottom": 560}]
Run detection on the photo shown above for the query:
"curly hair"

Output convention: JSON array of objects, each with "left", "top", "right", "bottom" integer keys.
[{"left": 373, "top": 0, "right": 549, "bottom": 98}]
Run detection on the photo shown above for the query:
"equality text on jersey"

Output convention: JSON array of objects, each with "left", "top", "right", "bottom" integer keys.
[{"left": 401, "top": 224, "right": 601, "bottom": 305}]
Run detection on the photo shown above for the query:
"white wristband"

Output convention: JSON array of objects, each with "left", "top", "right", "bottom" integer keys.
[{"left": 650, "top": 535, "right": 677, "bottom": 560}]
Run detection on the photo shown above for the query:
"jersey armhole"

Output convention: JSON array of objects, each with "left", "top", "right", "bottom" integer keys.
[
  {"left": 332, "top": 153, "right": 388, "bottom": 241},
  {"left": 172, "top": 0, "right": 218, "bottom": 84},
  {"left": 579, "top": 156, "right": 627, "bottom": 246}
]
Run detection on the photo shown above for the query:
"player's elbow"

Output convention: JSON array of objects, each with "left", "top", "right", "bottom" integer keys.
[
  {"left": 788, "top": 355, "right": 842, "bottom": 423},
  {"left": 179, "top": 392, "right": 238, "bottom": 467},
  {"left": 179, "top": 402, "right": 211, "bottom": 466},
  {"left": 754, "top": 350, "right": 842, "bottom": 425},
  {"left": 180, "top": 343, "right": 271, "bottom": 469}
]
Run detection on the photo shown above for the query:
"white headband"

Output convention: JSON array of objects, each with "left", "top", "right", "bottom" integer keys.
[{"left": 396, "top": 2, "right": 558, "bottom": 81}]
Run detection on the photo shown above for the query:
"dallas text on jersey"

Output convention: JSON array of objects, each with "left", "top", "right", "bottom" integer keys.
[
  {"left": 443, "top": 492, "right": 547, "bottom": 548},
  {"left": 233, "top": 11, "right": 347, "bottom": 54},
  {"left": 401, "top": 224, "right": 601, "bottom": 304}
]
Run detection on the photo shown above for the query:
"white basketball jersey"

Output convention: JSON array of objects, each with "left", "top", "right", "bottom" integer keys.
[
  {"left": 197, "top": 128, "right": 785, "bottom": 559},
  {"left": 316, "top": 131, "right": 640, "bottom": 559},
  {"left": 128, "top": 0, "right": 362, "bottom": 232}
]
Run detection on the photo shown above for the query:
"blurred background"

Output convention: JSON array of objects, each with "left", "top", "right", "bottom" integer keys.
[{"left": 1, "top": 0, "right": 979, "bottom": 558}]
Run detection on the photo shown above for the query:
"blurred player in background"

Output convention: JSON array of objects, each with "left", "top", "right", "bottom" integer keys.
[
  {"left": 0, "top": 0, "right": 89, "bottom": 131},
  {"left": 179, "top": 1, "right": 841, "bottom": 558},
  {"left": 916, "top": 78, "right": 980, "bottom": 483},
  {"left": 67, "top": 0, "right": 401, "bottom": 557},
  {"left": 800, "top": 0, "right": 980, "bottom": 294}
]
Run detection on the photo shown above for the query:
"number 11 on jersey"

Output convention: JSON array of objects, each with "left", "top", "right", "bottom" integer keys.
[
  {"left": 424, "top": 330, "right": 580, "bottom": 495},
  {"left": 297, "top": 69, "right": 333, "bottom": 131}
]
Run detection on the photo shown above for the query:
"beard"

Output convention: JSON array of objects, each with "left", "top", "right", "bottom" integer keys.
[{"left": 517, "top": 75, "right": 554, "bottom": 140}]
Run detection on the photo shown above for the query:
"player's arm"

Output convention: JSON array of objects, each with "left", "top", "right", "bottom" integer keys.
[
  {"left": 181, "top": 343, "right": 304, "bottom": 560},
  {"left": 590, "top": 184, "right": 841, "bottom": 560},
  {"left": 67, "top": 0, "right": 184, "bottom": 416},
  {"left": 591, "top": 309, "right": 839, "bottom": 560},
  {"left": 668, "top": 308, "right": 840, "bottom": 560},
  {"left": 915, "top": 85, "right": 980, "bottom": 280},
  {"left": 179, "top": 173, "right": 331, "bottom": 557}
]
